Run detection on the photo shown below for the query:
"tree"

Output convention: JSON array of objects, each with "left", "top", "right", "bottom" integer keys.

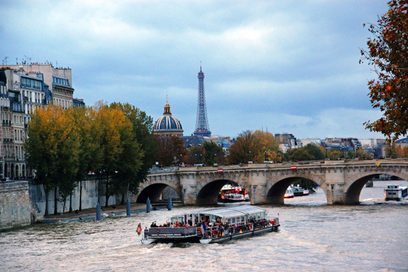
[
  {"left": 228, "top": 131, "right": 256, "bottom": 164},
  {"left": 395, "top": 145, "right": 408, "bottom": 157},
  {"left": 355, "top": 148, "right": 374, "bottom": 160},
  {"left": 326, "top": 149, "right": 343, "bottom": 160},
  {"left": 303, "top": 144, "right": 325, "bottom": 160},
  {"left": 285, "top": 144, "right": 325, "bottom": 161},
  {"left": 25, "top": 107, "right": 56, "bottom": 216},
  {"left": 69, "top": 107, "right": 101, "bottom": 211},
  {"left": 54, "top": 107, "right": 80, "bottom": 213},
  {"left": 154, "top": 136, "right": 186, "bottom": 166},
  {"left": 252, "top": 130, "right": 281, "bottom": 162},
  {"left": 93, "top": 104, "right": 133, "bottom": 207},
  {"left": 110, "top": 115, "right": 143, "bottom": 204},
  {"left": 286, "top": 148, "right": 314, "bottom": 161},
  {"left": 109, "top": 103, "right": 155, "bottom": 196},
  {"left": 228, "top": 130, "right": 280, "bottom": 164},
  {"left": 25, "top": 106, "right": 80, "bottom": 215},
  {"left": 185, "top": 145, "right": 203, "bottom": 165},
  {"left": 202, "top": 141, "right": 225, "bottom": 166},
  {"left": 361, "top": 0, "right": 408, "bottom": 140}
]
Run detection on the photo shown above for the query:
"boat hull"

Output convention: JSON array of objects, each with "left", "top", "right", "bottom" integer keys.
[
  {"left": 143, "top": 225, "right": 280, "bottom": 245},
  {"left": 205, "top": 225, "right": 279, "bottom": 244},
  {"left": 145, "top": 235, "right": 201, "bottom": 244}
]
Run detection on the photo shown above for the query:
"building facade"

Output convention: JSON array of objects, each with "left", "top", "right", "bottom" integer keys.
[
  {"left": 0, "top": 63, "right": 83, "bottom": 179},
  {"left": 0, "top": 63, "right": 74, "bottom": 109},
  {"left": 275, "top": 133, "right": 299, "bottom": 152}
]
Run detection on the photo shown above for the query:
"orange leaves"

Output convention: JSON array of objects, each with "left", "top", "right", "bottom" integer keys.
[{"left": 362, "top": 0, "right": 408, "bottom": 140}]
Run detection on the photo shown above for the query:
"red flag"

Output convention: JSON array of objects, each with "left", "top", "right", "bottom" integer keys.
[{"left": 136, "top": 223, "right": 142, "bottom": 236}]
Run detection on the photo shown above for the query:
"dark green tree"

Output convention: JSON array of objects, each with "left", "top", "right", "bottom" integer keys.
[
  {"left": 286, "top": 144, "right": 325, "bottom": 161},
  {"left": 202, "top": 141, "right": 225, "bottom": 166}
]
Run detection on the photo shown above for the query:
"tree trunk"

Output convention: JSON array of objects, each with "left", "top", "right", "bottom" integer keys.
[
  {"left": 79, "top": 181, "right": 82, "bottom": 211},
  {"left": 54, "top": 186, "right": 58, "bottom": 215},
  {"left": 121, "top": 192, "right": 125, "bottom": 205},
  {"left": 44, "top": 187, "right": 49, "bottom": 216},
  {"left": 69, "top": 194, "right": 73, "bottom": 213},
  {"left": 105, "top": 173, "right": 109, "bottom": 207},
  {"left": 63, "top": 197, "right": 66, "bottom": 214}
]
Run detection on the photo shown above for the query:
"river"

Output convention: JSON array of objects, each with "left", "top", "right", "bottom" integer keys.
[{"left": 1, "top": 180, "right": 408, "bottom": 272}]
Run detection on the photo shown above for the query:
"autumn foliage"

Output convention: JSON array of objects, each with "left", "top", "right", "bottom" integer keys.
[
  {"left": 25, "top": 103, "right": 152, "bottom": 213},
  {"left": 228, "top": 130, "right": 281, "bottom": 164},
  {"left": 361, "top": 0, "right": 408, "bottom": 139}
]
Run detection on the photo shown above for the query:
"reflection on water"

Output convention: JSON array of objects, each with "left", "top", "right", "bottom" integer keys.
[{"left": 1, "top": 181, "right": 408, "bottom": 272}]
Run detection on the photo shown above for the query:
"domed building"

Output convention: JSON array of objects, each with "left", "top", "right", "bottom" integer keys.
[{"left": 153, "top": 100, "right": 183, "bottom": 137}]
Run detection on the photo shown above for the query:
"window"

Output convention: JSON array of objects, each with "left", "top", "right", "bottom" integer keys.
[
  {"left": 53, "top": 76, "right": 70, "bottom": 87},
  {"left": 21, "top": 77, "right": 41, "bottom": 90}
]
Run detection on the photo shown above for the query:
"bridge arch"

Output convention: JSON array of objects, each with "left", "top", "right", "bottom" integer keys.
[
  {"left": 196, "top": 179, "right": 242, "bottom": 206},
  {"left": 266, "top": 176, "right": 323, "bottom": 205},
  {"left": 136, "top": 182, "right": 181, "bottom": 203},
  {"left": 344, "top": 171, "right": 408, "bottom": 204}
]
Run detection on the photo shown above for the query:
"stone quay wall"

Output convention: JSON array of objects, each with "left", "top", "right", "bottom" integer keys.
[
  {"left": 0, "top": 179, "right": 118, "bottom": 230},
  {"left": 0, "top": 180, "right": 32, "bottom": 230},
  {"left": 30, "top": 179, "right": 118, "bottom": 220}
]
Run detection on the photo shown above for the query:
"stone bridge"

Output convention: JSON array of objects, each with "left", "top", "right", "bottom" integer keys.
[{"left": 136, "top": 160, "right": 408, "bottom": 205}]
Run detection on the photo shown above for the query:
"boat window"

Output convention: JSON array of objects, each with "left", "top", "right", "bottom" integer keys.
[{"left": 232, "top": 218, "right": 235, "bottom": 224}]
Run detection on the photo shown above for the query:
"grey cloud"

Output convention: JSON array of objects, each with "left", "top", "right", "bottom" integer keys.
[{"left": 0, "top": 0, "right": 388, "bottom": 138}]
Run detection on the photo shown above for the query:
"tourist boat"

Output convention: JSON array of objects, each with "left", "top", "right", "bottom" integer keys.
[
  {"left": 284, "top": 187, "right": 294, "bottom": 198},
  {"left": 384, "top": 185, "right": 408, "bottom": 201},
  {"left": 142, "top": 205, "right": 280, "bottom": 244},
  {"left": 292, "top": 185, "right": 305, "bottom": 196},
  {"left": 218, "top": 184, "right": 250, "bottom": 203}
]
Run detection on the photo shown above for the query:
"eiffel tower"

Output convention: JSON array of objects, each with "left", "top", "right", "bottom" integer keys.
[{"left": 193, "top": 66, "right": 211, "bottom": 137}]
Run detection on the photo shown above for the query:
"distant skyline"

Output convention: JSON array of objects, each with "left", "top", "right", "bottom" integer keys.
[{"left": 0, "top": 0, "right": 388, "bottom": 139}]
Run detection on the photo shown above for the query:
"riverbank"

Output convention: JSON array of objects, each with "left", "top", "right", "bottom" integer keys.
[
  {"left": 37, "top": 200, "right": 185, "bottom": 224},
  {"left": 38, "top": 204, "right": 147, "bottom": 224}
]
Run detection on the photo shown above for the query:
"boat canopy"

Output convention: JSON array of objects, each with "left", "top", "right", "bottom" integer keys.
[{"left": 172, "top": 206, "right": 266, "bottom": 222}]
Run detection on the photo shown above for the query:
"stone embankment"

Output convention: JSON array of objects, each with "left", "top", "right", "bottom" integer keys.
[{"left": 0, "top": 180, "right": 32, "bottom": 230}]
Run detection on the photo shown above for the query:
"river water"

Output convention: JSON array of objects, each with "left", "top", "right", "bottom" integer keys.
[{"left": 1, "top": 181, "right": 408, "bottom": 272}]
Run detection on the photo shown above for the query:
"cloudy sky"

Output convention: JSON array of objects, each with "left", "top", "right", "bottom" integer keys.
[{"left": 0, "top": 0, "right": 388, "bottom": 139}]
